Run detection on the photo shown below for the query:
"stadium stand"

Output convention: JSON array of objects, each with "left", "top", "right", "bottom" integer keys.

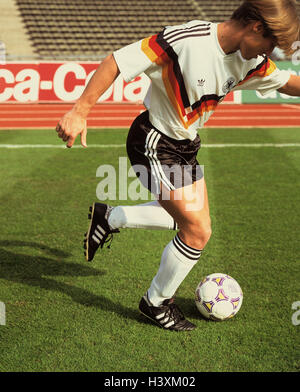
[
  {"left": 13, "top": 0, "right": 204, "bottom": 60},
  {"left": 0, "top": 0, "right": 35, "bottom": 60},
  {"left": 195, "top": 0, "right": 242, "bottom": 22},
  {"left": 1, "top": 0, "right": 299, "bottom": 60}
]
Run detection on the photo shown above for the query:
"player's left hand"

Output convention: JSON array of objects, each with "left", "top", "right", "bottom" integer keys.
[{"left": 56, "top": 109, "right": 87, "bottom": 148}]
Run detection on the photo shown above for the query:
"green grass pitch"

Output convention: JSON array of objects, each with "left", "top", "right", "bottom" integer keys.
[{"left": 0, "top": 127, "right": 299, "bottom": 372}]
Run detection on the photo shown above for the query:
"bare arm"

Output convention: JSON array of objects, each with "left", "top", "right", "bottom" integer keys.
[
  {"left": 56, "top": 54, "right": 120, "bottom": 148},
  {"left": 277, "top": 74, "right": 300, "bottom": 96}
]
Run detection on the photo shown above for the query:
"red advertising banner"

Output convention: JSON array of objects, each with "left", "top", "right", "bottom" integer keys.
[{"left": 0, "top": 62, "right": 235, "bottom": 103}]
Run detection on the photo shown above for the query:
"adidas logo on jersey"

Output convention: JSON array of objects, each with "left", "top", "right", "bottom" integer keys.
[{"left": 197, "top": 79, "right": 205, "bottom": 87}]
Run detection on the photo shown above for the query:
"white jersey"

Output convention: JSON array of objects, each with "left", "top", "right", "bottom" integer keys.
[{"left": 114, "top": 20, "right": 290, "bottom": 140}]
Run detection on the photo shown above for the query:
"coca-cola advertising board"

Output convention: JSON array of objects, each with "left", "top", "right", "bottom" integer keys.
[{"left": 0, "top": 62, "right": 235, "bottom": 103}]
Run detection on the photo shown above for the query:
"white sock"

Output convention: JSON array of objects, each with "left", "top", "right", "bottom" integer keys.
[
  {"left": 147, "top": 234, "right": 202, "bottom": 306},
  {"left": 107, "top": 201, "right": 177, "bottom": 230}
]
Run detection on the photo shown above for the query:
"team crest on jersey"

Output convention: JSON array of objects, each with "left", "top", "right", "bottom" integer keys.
[
  {"left": 222, "top": 77, "right": 236, "bottom": 94},
  {"left": 197, "top": 78, "right": 205, "bottom": 87}
]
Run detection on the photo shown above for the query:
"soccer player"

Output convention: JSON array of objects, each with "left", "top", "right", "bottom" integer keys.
[{"left": 56, "top": 0, "right": 300, "bottom": 331}]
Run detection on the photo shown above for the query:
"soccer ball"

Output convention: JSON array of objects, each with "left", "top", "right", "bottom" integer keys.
[{"left": 195, "top": 273, "right": 243, "bottom": 321}]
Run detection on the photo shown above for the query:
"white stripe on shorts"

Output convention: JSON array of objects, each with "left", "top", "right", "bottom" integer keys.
[
  {"left": 145, "top": 129, "right": 161, "bottom": 193},
  {"left": 145, "top": 129, "right": 176, "bottom": 192}
]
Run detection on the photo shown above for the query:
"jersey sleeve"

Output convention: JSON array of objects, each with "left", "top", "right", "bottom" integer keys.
[
  {"left": 113, "top": 36, "right": 159, "bottom": 82},
  {"left": 235, "top": 57, "right": 290, "bottom": 96}
]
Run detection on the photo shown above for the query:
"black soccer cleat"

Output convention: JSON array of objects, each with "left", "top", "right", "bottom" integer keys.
[
  {"left": 139, "top": 294, "right": 196, "bottom": 331},
  {"left": 84, "top": 203, "right": 119, "bottom": 262}
]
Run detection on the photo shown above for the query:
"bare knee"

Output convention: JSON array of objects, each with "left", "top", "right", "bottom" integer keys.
[
  {"left": 179, "top": 217, "right": 212, "bottom": 250},
  {"left": 200, "top": 224, "right": 212, "bottom": 247}
]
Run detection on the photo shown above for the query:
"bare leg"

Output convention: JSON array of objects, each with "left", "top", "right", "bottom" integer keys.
[
  {"left": 158, "top": 177, "right": 211, "bottom": 249},
  {"left": 146, "top": 178, "right": 212, "bottom": 306}
]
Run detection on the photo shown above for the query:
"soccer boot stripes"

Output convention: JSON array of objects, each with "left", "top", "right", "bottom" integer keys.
[
  {"left": 84, "top": 203, "right": 119, "bottom": 262},
  {"left": 139, "top": 294, "right": 196, "bottom": 331}
]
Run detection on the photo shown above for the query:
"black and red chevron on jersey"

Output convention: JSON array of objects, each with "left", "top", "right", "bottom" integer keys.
[{"left": 114, "top": 20, "right": 290, "bottom": 141}]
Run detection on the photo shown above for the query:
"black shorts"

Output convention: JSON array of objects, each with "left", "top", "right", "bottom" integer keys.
[{"left": 126, "top": 111, "right": 203, "bottom": 195}]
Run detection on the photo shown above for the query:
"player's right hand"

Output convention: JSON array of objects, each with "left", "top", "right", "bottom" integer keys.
[{"left": 56, "top": 109, "right": 87, "bottom": 148}]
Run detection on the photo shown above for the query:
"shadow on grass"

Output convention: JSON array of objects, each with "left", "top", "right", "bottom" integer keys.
[
  {"left": 0, "top": 240, "right": 139, "bottom": 323},
  {"left": 177, "top": 296, "right": 208, "bottom": 322}
]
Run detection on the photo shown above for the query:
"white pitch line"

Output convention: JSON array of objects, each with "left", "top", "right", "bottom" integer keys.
[
  {"left": 0, "top": 143, "right": 300, "bottom": 149},
  {"left": 203, "top": 143, "right": 300, "bottom": 147},
  {"left": 0, "top": 144, "right": 126, "bottom": 148}
]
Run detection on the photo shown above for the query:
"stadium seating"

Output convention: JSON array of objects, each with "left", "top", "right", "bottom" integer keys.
[
  {"left": 10, "top": 0, "right": 300, "bottom": 60},
  {"left": 0, "top": 0, "right": 35, "bottom": 60},
  {"left": 195, "top": 0, "right": 242, "bottom": 22},
  {"left": 15, "top": 0, "right": 203, "bottom": 59}
]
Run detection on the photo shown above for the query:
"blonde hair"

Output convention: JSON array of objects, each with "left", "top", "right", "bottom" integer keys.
[{"left": 231, "top": 0, "right": 300, "bottom": 55}]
